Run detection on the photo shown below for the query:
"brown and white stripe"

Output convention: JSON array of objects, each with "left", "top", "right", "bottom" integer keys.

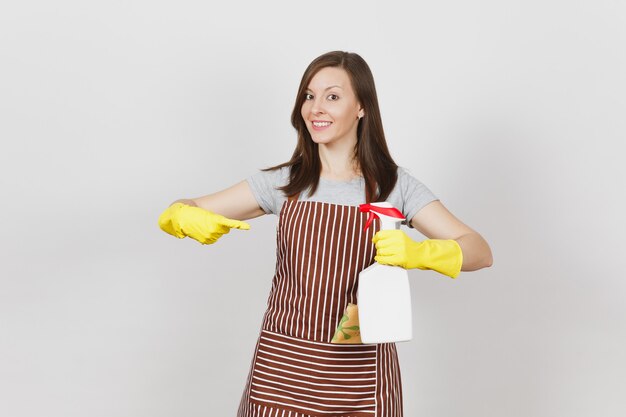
[{"left": 238, "top": 200, "right": 403, "bottom": 417}]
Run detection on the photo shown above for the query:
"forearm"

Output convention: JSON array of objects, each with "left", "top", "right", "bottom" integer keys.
[
  {"left": 171, "top": 199, "right": 197, "bottom": 207},
  {"left": 455, "top": 232, "right": 493, "bottom": 271}
]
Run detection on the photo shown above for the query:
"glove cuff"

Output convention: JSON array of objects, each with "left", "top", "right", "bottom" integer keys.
[{"left": 414, "top": 239, "right": 463, "bottom": 279}]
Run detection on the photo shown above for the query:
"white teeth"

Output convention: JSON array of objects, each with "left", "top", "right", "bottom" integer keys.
[{"left": 313, "top": 121, "right": 331, "bottom": 127}]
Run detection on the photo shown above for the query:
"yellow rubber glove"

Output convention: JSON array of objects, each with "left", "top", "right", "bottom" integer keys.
[
  {"left": 158, "top": 202, "right": 250, "bottom": 245},
  {"left": 372, "top": 230, "right": 463, "bottom": 278}
]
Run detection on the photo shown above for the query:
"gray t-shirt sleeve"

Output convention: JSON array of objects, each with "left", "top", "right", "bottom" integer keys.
[
  {"left": 396, "top": 167, "right": 439, "bottom": 227},
  {"left": 245, "top": 167, "right": 289, "bottom": 215}
]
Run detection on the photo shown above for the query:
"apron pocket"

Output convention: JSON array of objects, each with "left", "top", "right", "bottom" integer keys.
[{"left": 248, "top": 329, "right": 377, "bottom": 416}]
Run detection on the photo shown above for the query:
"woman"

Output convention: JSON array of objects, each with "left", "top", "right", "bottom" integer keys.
[{"left": 158, "top": 51, "right": 492, "bottom": 416}]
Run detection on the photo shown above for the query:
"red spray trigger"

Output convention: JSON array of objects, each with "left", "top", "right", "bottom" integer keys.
[
  {"left": 364, "top": 211, "right": 376, "bottom": 231},
  {"left": 359, "top": 203, "right": 405, "bottom": 231}
]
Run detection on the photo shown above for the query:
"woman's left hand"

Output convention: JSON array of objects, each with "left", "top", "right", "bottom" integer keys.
[{"left": 372, "top": 229, "right": 463, "bottom": 278}]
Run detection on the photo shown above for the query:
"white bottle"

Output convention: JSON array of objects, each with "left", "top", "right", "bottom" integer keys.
[{"left": 357, "top": 202, "right": 412, "bottom": 343}]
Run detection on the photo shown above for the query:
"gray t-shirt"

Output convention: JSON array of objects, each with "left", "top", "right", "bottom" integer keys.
[{"left": 245, "top": 166, "right": 438, "bottom": 227}]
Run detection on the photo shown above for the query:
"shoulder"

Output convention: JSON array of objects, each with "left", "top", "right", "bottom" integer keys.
[
  {"left": 395, "top": 165, "right": 436, "bottom": 196},
  {"left": 247, "top": 165, "right": 290, "bottom": 187},
  {"left": 245, "top": 165, "right": 291, "bottom": 215},
  {"left": 395, "top": 166, "right": 424, "bottom": 187}
]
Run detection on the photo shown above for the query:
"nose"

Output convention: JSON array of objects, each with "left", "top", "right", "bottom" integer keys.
[{"left": 310, "top": 96, "right": 325, "bottom": 115}]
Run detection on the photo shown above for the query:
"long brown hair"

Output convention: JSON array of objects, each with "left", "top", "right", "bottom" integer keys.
[{"left": 264, "top": 50, "right": 398, "bottom": 203}]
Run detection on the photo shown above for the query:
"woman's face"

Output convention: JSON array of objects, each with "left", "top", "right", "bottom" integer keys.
[{"left": 301, "top": 66, "right": 363, "bottom": 147}]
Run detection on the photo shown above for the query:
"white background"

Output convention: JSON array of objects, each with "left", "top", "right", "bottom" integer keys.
[{"left": 1, "top": 1, "right": 625, "bottom": 416}]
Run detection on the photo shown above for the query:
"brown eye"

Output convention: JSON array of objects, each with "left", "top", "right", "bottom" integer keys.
[
  {"left": 305, "top": 93, "right": 314, "bottom": 100},
  {"left": 328, "top": 94, "right": 339, "bottom": 101}
]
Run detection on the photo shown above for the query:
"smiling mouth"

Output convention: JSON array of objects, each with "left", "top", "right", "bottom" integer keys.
[{"left": 312, "top": 121, "right": 332, "bottom": 127}]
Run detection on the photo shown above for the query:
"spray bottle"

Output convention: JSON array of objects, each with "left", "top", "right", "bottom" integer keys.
[{"left": 357, "top": 202, "right": 412, "bottom": 343}]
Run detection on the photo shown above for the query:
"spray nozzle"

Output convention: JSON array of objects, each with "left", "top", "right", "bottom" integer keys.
[{"left": 359, "top": 203, "right": 405, "bottom": 231}]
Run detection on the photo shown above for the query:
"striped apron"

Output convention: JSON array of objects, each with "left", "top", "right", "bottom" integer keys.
[{"left": 238, "top": 199, "right": 403, "bottom": 417}]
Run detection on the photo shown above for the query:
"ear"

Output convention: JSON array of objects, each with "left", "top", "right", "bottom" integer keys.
[{"left": 358, "top": 107, "right": 365, "bottom": 119}]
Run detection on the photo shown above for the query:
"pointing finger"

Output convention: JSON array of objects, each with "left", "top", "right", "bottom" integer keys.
[{"left": 221, "top": 218, "right": 251, "bottom": 230}]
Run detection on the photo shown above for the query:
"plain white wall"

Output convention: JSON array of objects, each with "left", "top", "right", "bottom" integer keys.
[{"left": 1, "top": 1, "right": 624, "bottom": 416}]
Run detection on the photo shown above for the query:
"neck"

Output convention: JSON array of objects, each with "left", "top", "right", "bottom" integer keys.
[{"left": 318, "top": 137, "right": 361, "bottom": 180}]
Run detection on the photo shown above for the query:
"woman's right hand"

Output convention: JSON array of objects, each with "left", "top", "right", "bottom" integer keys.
[{"left": 158, "top": 202, "right": 250, "bottom": 245}]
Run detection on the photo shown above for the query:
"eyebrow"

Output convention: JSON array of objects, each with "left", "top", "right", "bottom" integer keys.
[{"left": 305, "top": 85, "right": 343, "bottom": 92}]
